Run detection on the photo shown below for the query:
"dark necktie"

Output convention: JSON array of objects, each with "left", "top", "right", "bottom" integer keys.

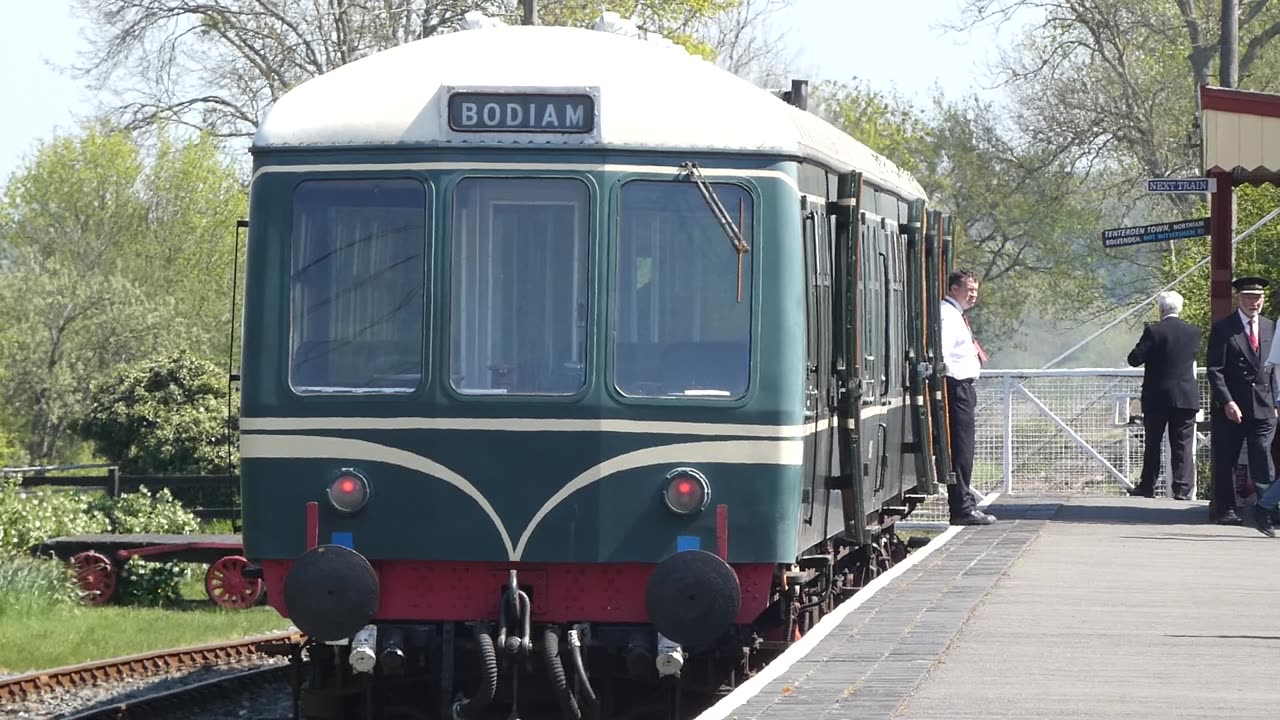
[
  {"left": 1249, "top": 318, "right": 1259, "bottom": 353},
  {"left": 964, "top": 314, "right": 989, "bottom": 365}
]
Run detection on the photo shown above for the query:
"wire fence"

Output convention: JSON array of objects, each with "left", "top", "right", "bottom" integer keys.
[{"left": 905, "top": 368, "right": 1217, "bottom": 526}]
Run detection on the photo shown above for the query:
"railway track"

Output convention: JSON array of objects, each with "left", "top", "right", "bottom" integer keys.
[
  {"left": 0, "top": 631, "right": 303, "bottom": 714},
  {"left": 56, "top": 664, "right": 293, "bottom": 720}
]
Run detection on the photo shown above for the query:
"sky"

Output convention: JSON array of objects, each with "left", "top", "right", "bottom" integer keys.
[{"left": 0, "top": 0, "right": 1022, "bottom": 182}]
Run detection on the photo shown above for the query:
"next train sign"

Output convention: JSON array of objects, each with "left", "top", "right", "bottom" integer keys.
[{"left": 447, "top": 91, "right": 596, "bottom": 133}]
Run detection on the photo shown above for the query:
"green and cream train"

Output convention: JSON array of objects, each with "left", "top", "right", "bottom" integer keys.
[{"left": 237, "top": 13, "right": 958, "bottom": 719}]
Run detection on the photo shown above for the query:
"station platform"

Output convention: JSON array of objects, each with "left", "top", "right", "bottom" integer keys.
[{"left": 696, "top": 496, "right": 1280, "bottom": 720}]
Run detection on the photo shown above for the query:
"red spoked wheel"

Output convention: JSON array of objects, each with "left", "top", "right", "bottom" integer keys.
[
  {"left": 205, "top": 555, "right": 263, "bottom": 610},
  {"left": 70, "top": 551, "right": 117, "bottom": 606}
]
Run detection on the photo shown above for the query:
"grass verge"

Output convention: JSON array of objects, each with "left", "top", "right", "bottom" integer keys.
[
  {"left": 0, "top": 555, "right": 289, "bottom": 674},
  {"left": 0, "top": 603, "right": 291, "bottom": 673}
]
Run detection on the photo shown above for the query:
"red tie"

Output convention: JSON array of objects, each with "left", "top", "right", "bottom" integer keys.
[
  {"left": 964, "top": 314, "right": 989, "bottom": 365},
  {"left": 1249, "top": 318, "right": 1259, "bottom": 352}
]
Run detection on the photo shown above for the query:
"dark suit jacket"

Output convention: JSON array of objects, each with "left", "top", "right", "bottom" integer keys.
[
  {"left": 1206, "top": 312, "right": 1276, "bottom": 420},
  {"left": 1127, "top": 315, "right": 1202, "bottom": 410}
]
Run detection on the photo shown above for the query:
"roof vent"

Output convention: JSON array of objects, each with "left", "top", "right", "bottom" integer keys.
[
  {"left": 594, "top": 11, "right": 688, "bottom": 54},
  {"left": 460, "top": 11, "right": 507, "bottom": 30},
  {"left": 594, "top": 11, "right": 642, "bottom": 37},
  {"left": 781, "top": 79, "right": 809, "bottom": 111}
]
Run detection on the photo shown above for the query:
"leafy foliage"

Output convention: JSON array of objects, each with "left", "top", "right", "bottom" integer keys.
[
  {"left": 0, "top": 125, "right": 245, "bottom": 465},
  {"left": 89, "top": 486, "right": 202, "bottom": 606},
  {"left": 0, "top": 478, "right": 110, "bottom": 554},
  {"left": 72, "top": 0, "right": 789, "bottom": 138},
  {"left": 813, "top": 82, "right": 1113, "bottom": 349},
  {"left": 0, "top": 480, "right": 201, "bottom": 606},
  {"left": 1161, "top": 183, "right": 1280, "bottom": 349},
  {"left": 75, "top": 350, "right": 238, "bottom": 476},
  {"left": 0, "top": 552, "right": 79, "bottom": 617}
]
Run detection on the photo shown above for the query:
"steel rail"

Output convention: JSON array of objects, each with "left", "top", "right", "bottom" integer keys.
[{"left": 0, "top": 630, "right": 303, "bottom": 704}]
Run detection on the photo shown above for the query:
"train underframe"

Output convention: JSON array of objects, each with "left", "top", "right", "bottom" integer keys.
[{"left": 273, "top": 517, "right": 919, "bottom": 720}]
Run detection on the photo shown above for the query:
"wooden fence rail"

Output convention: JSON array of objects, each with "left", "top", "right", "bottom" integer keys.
[{"left": 11, "top": 469, "right": 240, "bottom": 522}]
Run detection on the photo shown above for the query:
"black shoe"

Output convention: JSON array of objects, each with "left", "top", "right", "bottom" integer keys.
[
  {"left": 1216, "top": 509, "right": 1243, "bottom": 525},
  {"left": 1255, "top": 508, "right": 1276, "bottom": 538},
  {"left": 1173, "top": 493, "right": 1191, "bottom": 501},
  {"left": 1128, "top": 485, "right": 1155, "bottom": 498},
  {"left": 950, "top": 511, "right": 996, "bottom": 526}
]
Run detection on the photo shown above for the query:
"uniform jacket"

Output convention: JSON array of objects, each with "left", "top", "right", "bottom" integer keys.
[
  {"left": 1206, "top": 312, "right": 1276, "bottom": 420},
  {"left": 1127, "top": 315, "right": 1202, "bottom": 411}
]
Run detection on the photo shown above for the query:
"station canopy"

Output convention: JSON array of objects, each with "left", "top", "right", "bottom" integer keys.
[{"left": 1202, "top": 85, "right": 1280, "bottom": 185}]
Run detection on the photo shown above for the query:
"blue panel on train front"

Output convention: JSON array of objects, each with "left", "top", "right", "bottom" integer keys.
[{"left": 676, "top": 535, "right": 701, "bottom": 552}]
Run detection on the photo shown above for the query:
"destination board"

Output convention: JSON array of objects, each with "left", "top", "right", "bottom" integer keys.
[
  {"left": 448, "top": 92, "right": 595, "bottom": 133},
  {"left": 1101, "top": 217, "right": 1211, "bottom": 248}
]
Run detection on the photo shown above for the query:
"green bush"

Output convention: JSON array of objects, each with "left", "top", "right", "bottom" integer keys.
[
  {"left": 88, "top": 486, "right": 201, "bottom": 606},
  {"left": 74, "top": 350, "right": 238, "bottom": 476},
  {"left": 0, "top": 552, "right": 79, "bottom": 616},
  {"left": 0, "top": 481, "right": 202, "bottom": 606},
  {"left": 0, "top": 478, "right": 110, "bottom": 553}
]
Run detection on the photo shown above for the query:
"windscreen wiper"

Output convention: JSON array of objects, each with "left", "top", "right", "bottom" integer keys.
[{"left": 680, "top": 161, "right": 750, "bottom": 302}]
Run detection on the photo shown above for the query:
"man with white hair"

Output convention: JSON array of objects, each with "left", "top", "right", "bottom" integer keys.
[{"left": 1127, "top": 290, "right": 1202, "bottom": 500}]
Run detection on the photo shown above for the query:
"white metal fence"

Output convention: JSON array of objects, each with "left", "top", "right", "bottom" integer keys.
[{"left": 904, "top": 368, "right": 1215, "bottom": 526}]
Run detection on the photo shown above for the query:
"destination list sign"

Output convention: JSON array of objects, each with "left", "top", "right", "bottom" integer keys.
[
  {"left": 1101, "top": 217, "right": 1211, "bottom": 248},
  {"left": 448, "top": 92, "right": 595, "bottom": 133}
]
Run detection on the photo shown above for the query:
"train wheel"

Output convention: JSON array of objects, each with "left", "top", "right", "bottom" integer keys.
[
  {"left": 870, "top": 542, "right": 890, "bottom": 574},
  {"left": 886, "top": 533, "right": 908, "bottom": 564},
  {"left": 71, "top": 551, "right": 117, "bottom": 606},
  {"left": 205, "top": 555, "right": 264, "bottom": 609}
]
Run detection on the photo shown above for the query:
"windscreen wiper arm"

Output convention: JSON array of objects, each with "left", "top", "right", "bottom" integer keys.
[{"left": 680, "top": 161, "right": 750, "bottom": 255}]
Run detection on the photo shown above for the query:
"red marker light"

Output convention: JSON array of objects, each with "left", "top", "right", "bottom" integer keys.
[
  {"left": 663, "top": 470, "right": 709, "bottom": 515},
  {"left": 328, "top": 473, "right": 370, "bottom": 514}
]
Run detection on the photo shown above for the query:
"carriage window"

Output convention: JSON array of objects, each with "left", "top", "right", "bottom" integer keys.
[
  {"left": 614, "top": 180, "right": 754, "bottom": 399},
  {"left": 450, "top": 177, "right": 590, "bottom": 395},
  {"left": 290, "top": 179, "right": 428, "bottom": 394}
]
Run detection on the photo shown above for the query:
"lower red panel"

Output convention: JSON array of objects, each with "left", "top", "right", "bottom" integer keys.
[{"left": 261, "top": 560, "right": 775, "bottom": 624}]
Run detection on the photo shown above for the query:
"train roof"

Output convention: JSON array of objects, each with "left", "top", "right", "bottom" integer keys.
[{"left": 252, "top": 19, "right": 926, "bottom": 200}]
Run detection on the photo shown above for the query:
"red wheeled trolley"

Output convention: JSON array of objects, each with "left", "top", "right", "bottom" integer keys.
[{"left": 35, "top": 534, "right": 263, "bottom": 609}]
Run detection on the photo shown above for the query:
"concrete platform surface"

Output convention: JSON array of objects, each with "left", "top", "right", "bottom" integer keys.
[
  {"left": 700, "top": 496, "right": 1280, "bottom": 720},
  {"left": 896, "top": 497, "right": 1280, "bottom": 719}
]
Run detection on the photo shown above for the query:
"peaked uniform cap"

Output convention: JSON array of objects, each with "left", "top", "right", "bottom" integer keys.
[{"left": 1232, "top": 276, "right": 1269, "bottom": 294}]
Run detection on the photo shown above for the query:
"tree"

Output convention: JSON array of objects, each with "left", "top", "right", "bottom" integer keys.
[
  {"left": 0, "top": 125, "right": 246, "bottom": 464},
  {"left": 948, "top": 0, "right": 1280, "bottom": 209},
  {"left": 1162, "top": 184, "right": 1280, "bottom": 347},
  {"left": 71, "top": 0, "right": 792, "bottom": 140},
  {"left": 74, "top": 350, "right": 238, "bottom": 475},
  {"left": 814, "top": 81, "right": 1117, "bottom": 348}
]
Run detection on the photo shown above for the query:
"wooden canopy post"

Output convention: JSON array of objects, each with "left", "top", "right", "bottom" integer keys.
[{"left": 1209, "top": 170, "right": 1235, "bottom": 322}]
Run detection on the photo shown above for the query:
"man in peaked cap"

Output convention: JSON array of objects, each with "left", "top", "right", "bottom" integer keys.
[{"left": 1206, "top": 276, "right": 1276, "bottom": 525}]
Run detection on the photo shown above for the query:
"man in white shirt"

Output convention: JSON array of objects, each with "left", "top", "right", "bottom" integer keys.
[{"left": 940, "top": 269, "right": 996, "bottom": 526}]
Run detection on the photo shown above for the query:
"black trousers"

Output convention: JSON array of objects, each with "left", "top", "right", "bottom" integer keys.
[
  {"left": 1139, "top": 407, "right": 1197, "bottom": 497},
  {"left": 945, "top": 376, "right": 977, "bottom": 517},
  {"left": 1211, "top": 411, "right": 1276, "bottom": 515}
]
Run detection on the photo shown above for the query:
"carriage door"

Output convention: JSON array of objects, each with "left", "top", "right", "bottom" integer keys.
[
  {"left": 801, "top": 197, "right": 834, "bottom": 528},
  {"left": 924, "top": 210, "right": 953, "bottom": 486},
  {"left": 860, "top": 190, "right": 887, "bottom": 507},
  {"left": 905, "top": 200, "right": 939, "bottom": 495},
  {"left": 832, "top": 172, "right": 867, "bottom": 542}
]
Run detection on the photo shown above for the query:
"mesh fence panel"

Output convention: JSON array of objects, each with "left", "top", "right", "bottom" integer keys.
[{"left": 905, "top": 368, "right": 1215, "bottom": 524}]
